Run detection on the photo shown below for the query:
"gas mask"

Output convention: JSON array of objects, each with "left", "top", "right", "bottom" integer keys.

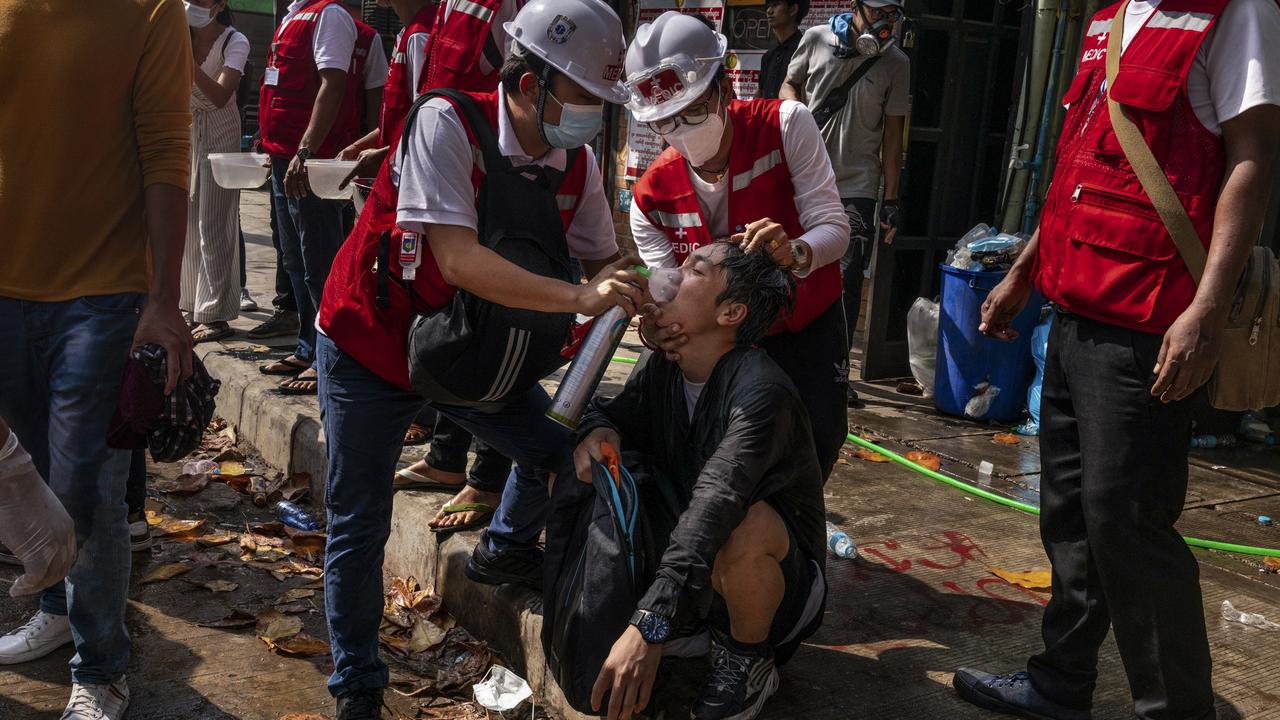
[{"left": 830, "top": 6, "right": 898, "bottom": 57}]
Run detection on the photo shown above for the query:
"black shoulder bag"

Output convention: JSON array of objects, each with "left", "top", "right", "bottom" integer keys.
[{"left": 810, "top": 55, "right": 881, "bottom": 128}]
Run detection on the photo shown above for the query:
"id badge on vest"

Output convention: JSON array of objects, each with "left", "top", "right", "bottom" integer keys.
[
  {"left": 264, "top": 43, "right": 280, "bottom": 86},
  {"left": 399, "top": 232, "right": 422, "bottom": 280}
]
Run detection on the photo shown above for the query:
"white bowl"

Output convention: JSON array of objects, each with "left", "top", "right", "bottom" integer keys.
[
  {"left": 208, "top": 152, "right": 269, "bottom": 189},
  {"left": 306, "top": 159, "right": 357, "bottom": 200},
  {"left": 351, "top": 179, "right": 374, "bottom": 213}
]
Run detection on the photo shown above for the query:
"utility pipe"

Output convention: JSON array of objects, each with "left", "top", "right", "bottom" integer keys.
[
  {"left": 1001, "top": 0, "right": 1060, "bottom": 231},
  {"left": 1021, "top": 5, "right": 1070, "bottom": 234}
]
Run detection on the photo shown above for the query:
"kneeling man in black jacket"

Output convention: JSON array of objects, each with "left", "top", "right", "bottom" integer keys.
[{"left": 572, "top": 241, "right": 828, "bottom": 720}]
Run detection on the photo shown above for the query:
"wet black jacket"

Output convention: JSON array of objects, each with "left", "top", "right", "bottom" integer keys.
[{"left": 578, "top": 347, "right": 825, "bottom": 622}]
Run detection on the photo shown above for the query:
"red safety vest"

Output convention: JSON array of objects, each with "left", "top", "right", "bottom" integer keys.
[
  {"left": 319, "top": 91, "right": 590, "bottom": 390},
  {"left": 420, "top": 0, "right": 506, "bottom": 93},
  {"left": 379, "top": 3, "right": 437, "bottom": 147},
  {"left": 259, "top": 0, "right": 375, "bottom": 158},
  {"left": 630, "top": 99, "right": 842, "bottom": 335},
  {"left": 1034, "top": 0, "right": 1231, "bottom": 333}
]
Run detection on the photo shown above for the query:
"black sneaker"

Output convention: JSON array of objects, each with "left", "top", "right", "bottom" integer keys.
[
  {"left": 464, "top": 530, "right": 543, "bottom": 590},
  {"left": 336, "top": 688, "right": 385, "bottom": 720},
  {"left": 952, "top": 668, "right": 1088, "bottom": 720},
  {"left": 690, "top": 633, "right": 779, "bottom": 720},
  {"left": 246, "top": 309, "right": 299, "bottom": 340},
  {"left": 0, "top": 543, "right": 19, "bottom": 566},
  {"left": 847, "top": 383, "right": 866, "bottom": 409}
]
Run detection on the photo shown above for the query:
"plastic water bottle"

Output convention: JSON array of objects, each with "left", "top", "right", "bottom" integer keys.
[
  {"left": 547, "top": 267, "right": 681, "bottom": 429},
  {"left": 826, "top": 522, "right": 858, "bottom": 559},
  {"left": 1221, "top": 600, "right": 1280, "bottom": 630},
  {"left": 274, "top": 500, "right": 320, "bottom": 531},
  {"left": 1190, "top": 434, "right": 1238, "bottom": 449},
  {"left": 1239, "top": 413, "right": 1277, "bottom": 445},
  {"left": 182, "top": 459, "right": 219, "bottom": 475}
]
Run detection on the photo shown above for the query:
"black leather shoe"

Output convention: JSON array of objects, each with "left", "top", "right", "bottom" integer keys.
[
  {"left": 953, "top": 668, "right": 1088, "bottom": 720},
  {"left": 464, "top": 531, "right": 543, "bottom": 590},
  {"left": 336, "top": 688, "right": 384, "bottom": 720}
]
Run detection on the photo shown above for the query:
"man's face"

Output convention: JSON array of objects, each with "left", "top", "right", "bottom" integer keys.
[
  {"left": 851, "top": 1, "right": 900, "bottom": 33},
  {"left": 518, "top": 71, "right": 603, "bottom": 127},
  {"left": 765, "top": 1, "right": 796, "bottom": 30},
  {"left": 657, "top": 244, "right": 743, "bottom": 340}
]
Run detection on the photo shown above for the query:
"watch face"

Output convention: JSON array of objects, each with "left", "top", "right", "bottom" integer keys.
[{"left": 640, "top": 612, "right": 670, "bottom": 643}]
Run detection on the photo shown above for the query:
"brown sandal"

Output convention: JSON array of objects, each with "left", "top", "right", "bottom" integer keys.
[
  {"left": 403, "top": 423, "right": 433, "bottom": 446},
  {"left": 192, "top": 321, "right": 234, "bottom": 344}
]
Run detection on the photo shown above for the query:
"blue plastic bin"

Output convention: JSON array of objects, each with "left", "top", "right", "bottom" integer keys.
[{"left": 934, "top": 264, "right": 1043, "bottom": 423}]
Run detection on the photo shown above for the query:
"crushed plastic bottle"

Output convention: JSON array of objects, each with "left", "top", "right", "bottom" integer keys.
[
  {"left": 1239, "top": 412, "right": 1277, "bottom": 445},
  {"left": 1221, "top": 600, "right": 1280, "bottom": 630},
  {"left": 1190, "top": 434, "right": 1238, "bottom": 449},
  {"left": 274, "top": 500, "right": 320, "bottom": 531},
  {"left": 182, "top": 459, "right": 218, "bottom": 475},
  {"left": 978, "top": 461, "right": 995, "bottom": 478},
  {"left": 825, "top": 522, "right": 858, "bottom": 560}
]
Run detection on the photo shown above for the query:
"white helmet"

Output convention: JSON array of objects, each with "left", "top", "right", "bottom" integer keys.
[
  {"left": 624, "top": 11, "right": 728, "bottom": 124},
  {"left": 503, "top": 0, "right": 628, "bottom": 104}
]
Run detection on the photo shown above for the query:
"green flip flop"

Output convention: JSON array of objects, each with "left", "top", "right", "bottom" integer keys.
[{"left": 429, "top": 502, "right": 494, "bottom": 535}]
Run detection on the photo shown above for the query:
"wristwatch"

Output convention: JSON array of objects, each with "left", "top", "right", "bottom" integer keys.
[
  {"left": 629, "top": 609, "right": 671, "bottom": 644},
  {"left": 294, "top": 147, "right": 312, "bottom": 163},
  {"left": 789, "top": 240, "right": 812, "bottom": 271}
]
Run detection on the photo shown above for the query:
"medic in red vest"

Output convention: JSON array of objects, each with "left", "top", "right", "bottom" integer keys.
[
  {"left": 627, "top": 12, "right": 853, "bottom": 480},
  {"left": 420, "top": 0, "right": 516, "bottom": 93},
  {"left": 335, "top": 0, "right": 439, "bottom": 184},
  {"left": 961, "top": 1, "right": 1280, "bottom": 717}
]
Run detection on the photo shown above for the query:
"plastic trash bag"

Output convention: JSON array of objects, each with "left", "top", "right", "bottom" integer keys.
[
  {"left": 1018, "top": 311, "right": 1053, "bottom": 436},
  {"left": 0, "top": 430, "right": 76, "bottom": 596},
  {"left": 964, "top": 382, "right": 1001, "bottom": 419},
  {"left": 907, "top": 298, "right": 939, "bottom": 397}
]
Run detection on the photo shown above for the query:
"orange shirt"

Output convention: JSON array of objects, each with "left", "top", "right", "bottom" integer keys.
[{"left": 0, "top": 0, "right": 193, "bottom": 301}]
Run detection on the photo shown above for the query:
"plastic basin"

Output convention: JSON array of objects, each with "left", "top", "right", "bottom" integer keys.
[
  {"left": 306, "top": 159, "right": 357, "bottom": 200},
  {"left": 208, "top": 152, "right": 269, "bottom": 190},
  {"left": 352, "top": 179, "right": 374, "bottom": 213}
]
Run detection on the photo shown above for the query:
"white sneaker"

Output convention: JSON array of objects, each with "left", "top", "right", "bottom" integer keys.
[
  {"left": 0, "top": 610, "right": 73, "bottom": 664},
  {"left": 240, "top": 288, "right": 259, "bottom": 312},
  {"left": 129, "top": 518, "right": 153, "bottom": 553},
  {"left": 61, "top": 677, "right": 130, "bottom": 720}
]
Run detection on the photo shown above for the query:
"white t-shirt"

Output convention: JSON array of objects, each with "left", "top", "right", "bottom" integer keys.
[
  {"left": 219, "top": 28, "right": 250, "bottom": 74},
  {"left": 392, "top": 28, "right": 431, "bottom": 99},
  {"left": 395, "top": 85, "right": 619, "bottom": 261},
  {"left": 280, "top": 0, "right": 357, "bottom": 72},
  {"left": 1111, "top": 0, "right": 1280, "bottom": 134},
  {"left": 630, "top": 100, "right": 850, "bottom": 278},
  {"left": 363, "top": 36, "right": 389, "bottom": 90},
  {"left": 682, "top": 376, "right": 705, "bottom": 421},
  {"left": 439, "top": 0, "right": 519, "bottom": 78}
]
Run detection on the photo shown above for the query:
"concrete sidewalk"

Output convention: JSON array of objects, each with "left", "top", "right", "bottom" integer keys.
[{"left": 197, "top": 190, "right": 1280, "bottom": 719}]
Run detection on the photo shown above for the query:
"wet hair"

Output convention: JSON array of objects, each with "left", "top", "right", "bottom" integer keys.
[
  {"left": 500, "top": 43, "right": 562, "bottom": 95},
  {"left": 711, "top": 241, "right": 796, "bottom": 347}
]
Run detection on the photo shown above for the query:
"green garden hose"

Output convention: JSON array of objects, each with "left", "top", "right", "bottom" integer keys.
[{"left": 608, "top": 354, "right": 1280, "bottom": 559}]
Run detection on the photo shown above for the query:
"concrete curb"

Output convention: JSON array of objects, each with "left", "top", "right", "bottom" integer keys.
[{"left": 199, "top": 344, "right": 590, "bottom": 718}]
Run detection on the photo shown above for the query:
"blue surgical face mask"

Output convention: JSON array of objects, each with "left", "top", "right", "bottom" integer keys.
[{"left": 541, "top": 90, "right": 603, "bottom": 149}]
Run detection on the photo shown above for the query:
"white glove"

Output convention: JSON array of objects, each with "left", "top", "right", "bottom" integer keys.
[{"left": 0, "top": 430, "right": 76, "bottom": 596}]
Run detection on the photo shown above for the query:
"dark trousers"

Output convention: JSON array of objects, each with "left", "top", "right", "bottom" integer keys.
[
  {"left": 840, "top": 197, "right": 876, "bottom": 352},
  {"left": 1028, "top": 311, "right": 1213, "bottom": 720},
  {"left": 759, "top": 299, "right": 849, "bottom": 481},
  {"left": 126, "top": 448, "right": 147, "bottom": 516},
  {"left": 426, "top": 415, "right": 512, "bottom": 494},
  {"left": 268, "top": 189, "right": 296, "bottom": 313}
]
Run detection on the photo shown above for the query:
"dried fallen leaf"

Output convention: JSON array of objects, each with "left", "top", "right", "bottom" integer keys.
[
  {"left": 145, "top": 511, "right": 206, "bottom": 538},
  {"left": 196, "top": 530, "right": 239, "bottom": 547},
  {"left": 387, "top": 577, "right": 434, "bottom": 611},
  {"left": 255, "top": 609, "right": 303, "bottom": 641},
  {"left": 279, "top": 714, "right": 328, "bottom": 720},
  {"left": 211, "top": 448, "right": 246, "bottom": 463},
  {"left": 249, "top": 521, "right": 287, "bottom": 537},
  {"left": 264, "top": 632, "right": 330, "bottom": 657},
  {"left": 903, "top": 451, "right": 942, "bottom": 472},
  {"left": 851, "top": 448, "right": 891, "bottom": 463},
  {"left": 142, "top": 563, "right": 193, "bottom": 583},
  {"left": 285, "top": 530, "right": 326, "bottom": 557},
  {"left": 276, "top": 588, "right": 316, "bottom": 604},
  {"left": 197, "top": 609, "right": 257, "bottom": 629},
  {"left": 187, "top": 579, "right": 239, "bottom": 593},
  {"left": 156, "top": 473, "right": 211, "bottom": 496},
  {"left": 276, "top": 602, "right": 312, "bottom": 614},
  {"left": 992, "top": 433, "right": 1021, "bottom": 445},
  {"left": 990, "top": 567, "right": 1052, "bottom": 591},
  {"left": 383, "top": 601, "right": 415, "bottom": 629}
]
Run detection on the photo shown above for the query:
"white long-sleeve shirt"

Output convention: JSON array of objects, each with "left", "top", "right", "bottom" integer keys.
[{"left": 630, "top": 100, "right": 850, "bottom": 278}]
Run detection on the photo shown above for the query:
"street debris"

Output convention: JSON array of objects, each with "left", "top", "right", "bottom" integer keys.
[
  {"left": 991, "top": 433, "right": 1021, "bottom": 445},
  {"left": 141, "top": 563, "right": 194, "bottom": 583},
  {"left": 851, "top": 448, "right": 891, "bottom": 463},
  {"left": 473, "top": 665, "right": 533, "bottom": 712},
  {"left": 187, "top": 579, "right": 239, "bottom": 593},
  {"left": 903, "top": 451, "right": 942, "bottom": 472},
  {"left": 145, "top": 511, "right": 206, "bottom": 538},
  {"left": 157, "top": 472, "right": 212, "bottom": 495},
  {"left": 1265, "top": 556, "right": 1280, "bottom": 573},
  {"left": 1222, "top": 600, "right": 1280, "bottom": 630},
  {"left": 197, "top": 610, "right": 257, "bottom": 629},
  {"left": 989, "top": 567, "right": 1052, "bottom": 591}
]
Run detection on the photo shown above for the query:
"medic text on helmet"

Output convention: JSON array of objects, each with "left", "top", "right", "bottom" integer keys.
[{"left": 636, "top": 68, "right": 687, "bottom": 108}]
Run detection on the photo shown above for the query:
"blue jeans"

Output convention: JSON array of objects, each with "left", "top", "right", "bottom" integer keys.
[
  {"left": 0, "top": 293, "right": 140, "bottom": 684},
  {"left": 315, "top": 334, "right": 570, "bottom": 696},
  {"left": 270, "top": 157, "right": 345, "bottom": 362}
]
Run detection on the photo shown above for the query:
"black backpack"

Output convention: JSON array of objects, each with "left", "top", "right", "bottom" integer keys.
[{"left": 401, "top": 89, "right": 582, "bottom": 409}]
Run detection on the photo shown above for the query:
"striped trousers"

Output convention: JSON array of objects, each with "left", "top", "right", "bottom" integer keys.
[{"left": 181, "top": 102, "right": 242, "bottom": 324}]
